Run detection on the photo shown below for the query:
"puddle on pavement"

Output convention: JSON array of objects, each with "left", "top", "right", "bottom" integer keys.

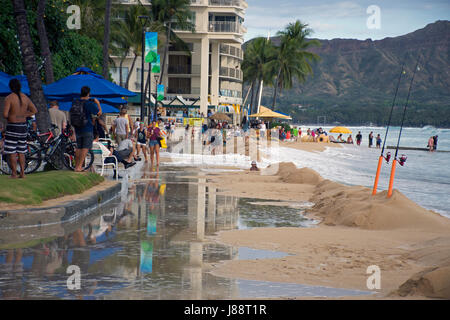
[{"left": 0, "top": 167, "right": 369, "bottom": 299}]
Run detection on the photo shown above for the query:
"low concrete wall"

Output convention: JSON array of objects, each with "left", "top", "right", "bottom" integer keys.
[{"left": 0, "top": 182, "right": 122, "bottom": 230}]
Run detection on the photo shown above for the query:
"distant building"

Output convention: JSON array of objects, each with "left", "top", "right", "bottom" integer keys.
[{"left": 110, "top": 0, "right": 247, "bottom": 123}]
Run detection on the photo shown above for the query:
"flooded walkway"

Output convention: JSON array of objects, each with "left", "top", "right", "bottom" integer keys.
[{"left": 0, "top": 165, "right": 370, "bottom": 299}]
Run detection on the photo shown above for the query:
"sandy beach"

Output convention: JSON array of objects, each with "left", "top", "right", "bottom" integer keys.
[{"left": 201, "top": 141, "right": 450, "bottom": 299}]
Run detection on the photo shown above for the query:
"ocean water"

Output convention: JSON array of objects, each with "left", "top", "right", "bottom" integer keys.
[{"left": 164, "top": 126, "right": 450, "bottom": 219}]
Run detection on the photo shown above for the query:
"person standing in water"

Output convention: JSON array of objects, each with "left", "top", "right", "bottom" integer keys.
[
  {"left": 356, "top": 131, "right": 362, "bottom": 146},
  {"left": 428, "top": 136, "right": 434, "bottom": 152},
  {"left": 376, "top": 134, "right": 382, "bottom": 148},
  {"left": 369, "top": 132, "right": 374, "bottom": 148},
  {"left": 2, "top": 79, "right": 37, "bottom": 178},
  {"left": 433, "top": 135, "right": 438, "bottom": 151}
]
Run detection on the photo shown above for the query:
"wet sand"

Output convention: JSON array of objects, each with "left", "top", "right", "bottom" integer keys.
[{"left": 203, "top": 161, "right": 450, "bottom": 299}]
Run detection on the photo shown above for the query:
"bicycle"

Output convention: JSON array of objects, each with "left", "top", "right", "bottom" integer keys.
[
  {"left": 36, "top": 126, "right": 94, "bottom": 172},
  {"left": 0, "top": 126, "right": 94, "bottom": 174},
  {"left": 0, "top": 142, "right": 41, "bottom": 175}
]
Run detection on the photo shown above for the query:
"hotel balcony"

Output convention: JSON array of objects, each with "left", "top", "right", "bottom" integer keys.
[
  {"left": 219, "top": 66, "right": 243, "bottom": 81},
  {"left": 208, "top": 0, "right": 248, "bottom": 9},
  {"left": 220, "top": 44, "right": 243, "bottom": 60},
  {"left": 168, "top": 65, "right": 201, "bottom": 76},
  {"left": 190, "top": 0, "right": 247, "bottom": 8},
  {"left": 208, "top": 21, "right": 244, "bottom": 34}
]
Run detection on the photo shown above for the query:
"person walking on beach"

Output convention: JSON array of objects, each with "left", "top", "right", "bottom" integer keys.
[
  {"left": 433, "top": 135, "right": 438, "bottom": 151},
  {"left": 48, "top": 101, "right": 67, "bottom": 136},
  {"left": 376, "top": 134, "right": 382, "bottom": 149},
  {"left": 135, "top": 122, "right": 148, "bottom": 162},
  {"left": 112, "top": 109, "right": 129, "bottom": 145},
  {"left": 71, "top": 86, "right": 102, "bottom": 172},
  {"left": 428, "top": 136, "right": 434, "bottom": 152},
  {"left": 369, "top": 132, "right": 374, "bottom": 148},
  {"left": 2, "top": 79, "right": 37, "bottom": 178},
  {"left": 356, "top": 131, "right": 362, "bottom": 146},
  {"left": 148, "top": 120, "right": 162, "bottom": 169}
]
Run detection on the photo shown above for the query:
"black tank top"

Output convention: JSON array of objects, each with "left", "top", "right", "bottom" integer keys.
[{"left": 137, "top": 128, "right": 147, "bottom": 144}]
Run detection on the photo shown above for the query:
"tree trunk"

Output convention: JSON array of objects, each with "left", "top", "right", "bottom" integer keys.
[
  {"left": 119, "top": 57, "right": 125, "bottom": 86},
  {"left": 159, "top": 21, "right": 172, "bottom": 85},
  {"left": 272, "top": 69, "right": 282, "bottom": 109},
  {"left": 249, "top": 79, "right": 255, "bottom": 115},
  {"left": 125, "top": 55, "right": 138, "bottom": 90},
  {"left": 12, "top": 0, "right": 51, "bottom": 132},
  {"left": 36, "top": 0, "right": 54, "bottom": 84},
  {"left": 102, "top": 0, "right": 112, "bottom": 79},
  {"left": 255, "top": 78, "right": 262, "bottom": 113}
]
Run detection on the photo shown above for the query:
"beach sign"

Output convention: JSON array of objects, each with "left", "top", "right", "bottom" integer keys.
[
  {"left": 157, "top": 84, "right": 164, "bottom": 101},
  {"left": 144, "top": 32, "right": 158, "bottom": 64},
  {"left": 140, "top": 240, "right": 153, "bottom": 273},
  {"left": 152, "top": 55, "right": 161, "bottom": 73}
]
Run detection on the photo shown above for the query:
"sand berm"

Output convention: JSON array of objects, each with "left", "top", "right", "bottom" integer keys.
[{"left": 206, "top": 162, "right": 450, "bottom": 299}]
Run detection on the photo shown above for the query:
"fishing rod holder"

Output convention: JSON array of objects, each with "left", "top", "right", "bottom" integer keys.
[
  {"left": 398, "top": 154, "right": 407, "bottom": 166},
  {"left": 384, "top": 152, "right": 391, "bottom": 164}
]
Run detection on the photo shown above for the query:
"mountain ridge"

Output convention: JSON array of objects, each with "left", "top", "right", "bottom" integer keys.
[{"left": 246, "top": 20, "right": 450, "bottom": 127}]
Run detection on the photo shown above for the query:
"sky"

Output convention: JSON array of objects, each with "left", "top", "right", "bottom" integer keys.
[{"left": 244, "top": 0, "right": 450, "bottom": 41}]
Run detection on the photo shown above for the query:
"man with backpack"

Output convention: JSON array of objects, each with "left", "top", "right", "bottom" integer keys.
[{"left": 70, "top": 86, "right": 102, "bottom": 172}]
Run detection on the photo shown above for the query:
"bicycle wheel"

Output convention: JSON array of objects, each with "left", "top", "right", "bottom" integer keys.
[
  {"left": 24, "top": 143, "right": 42, "bottom": 174},
  {"left": 49, "top": 143, "right": 65, "bottom": 170},
  {"left": 0, "top": 153, "right": 12, "bottom": 175},
  {"left": 62, "top": 141, "right": 77, "bottom": 170},
  {"left": 0, "top": 144, "right": 41, "bottom": 175},
  {"left": 62, "top": 142, "right": 94, "bottom": 171}
]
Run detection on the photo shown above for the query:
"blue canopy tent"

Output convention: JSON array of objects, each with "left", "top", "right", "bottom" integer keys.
[
  {"left": 43, "top": 73, "right": 136, "bottom": 98},
  {"left": 0, "top": 71, "right": 30, "bottom": 96},
  {"left": 55, "top": 101, "right": 120, "bottom": 113}
]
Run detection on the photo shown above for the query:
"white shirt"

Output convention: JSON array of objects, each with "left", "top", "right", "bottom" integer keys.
[{"left": 93, "top": 141, "right": 111, "bottom": 157}]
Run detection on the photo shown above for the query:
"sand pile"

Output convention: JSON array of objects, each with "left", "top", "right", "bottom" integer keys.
[
  {"left": 276, "top": 162, "right": 324, "bottom": 185},
  {"left": 208, "top": 161, "right": 450, "bottom": 299},
  {"left": 394, "top": 266, "right": 450, "bottom": 299},
  {"left": 310, "top": 179, "right": 450, "bottom": 231}
]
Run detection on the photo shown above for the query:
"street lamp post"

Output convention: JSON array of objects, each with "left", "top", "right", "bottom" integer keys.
[
  {"left": 154, "top": 74, "right": 160, "bottom": 122},
  {"left": 139, "top": 16, "right": 149, "bottom": 122}
]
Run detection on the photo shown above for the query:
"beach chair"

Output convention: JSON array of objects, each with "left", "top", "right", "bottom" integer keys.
[{"left": 91, "top": 144, "right": 119, "bottom": 180}]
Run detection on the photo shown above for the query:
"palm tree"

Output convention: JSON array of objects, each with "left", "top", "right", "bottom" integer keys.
[
  {"left": 149, "top": 0, "right": 195, "bottom": 85},
  {"left": 111, "top": 4, "right": 161, "bottom": 90},
  {"left": 102, "top": 0, "right": 113, "bottom": 79},
  {"left": 11, "top": 0, "right": 51, "bottom": 131},
  {"left": 270, "top": 21, "right": 320, "bottom": 108},
  {"left": 36, "top": 0, "right": 54, "bottom": 83},
  {"left": 242, "top": 37, "right": 277, "bottom": 114}
]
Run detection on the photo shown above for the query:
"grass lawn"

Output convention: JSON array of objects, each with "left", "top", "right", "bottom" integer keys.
[{"left": 0, "top": 171, "right": 105, "bottom": 206}]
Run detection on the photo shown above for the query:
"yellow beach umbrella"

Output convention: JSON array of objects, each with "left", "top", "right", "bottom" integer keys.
[
  {"left": 330, "top": 126, "right": 352, "bottom": 134},
  {"left": 249, "top": 106, "right": 292, "bottom": 120}
]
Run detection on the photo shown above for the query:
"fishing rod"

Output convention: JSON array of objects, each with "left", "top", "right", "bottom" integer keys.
[
  {"left": 372, "top": 57, "right": 407, "bottom": 195},
  {"left": 387, "top": 54, "right": 421, "bottom": 198}
]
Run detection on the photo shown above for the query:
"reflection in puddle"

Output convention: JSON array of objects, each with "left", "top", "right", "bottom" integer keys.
[
  {"left": 238, "top": 247, "right": 290, "bottom": 260},
  {"left": 236, "top": 279, "right": 370, "bottom": 298},
  {"left": 0, "top": 167, "right": 366, "bottom": 299},
  {"left": 237, "top": 198, "right": 317, "bottom": 229}
]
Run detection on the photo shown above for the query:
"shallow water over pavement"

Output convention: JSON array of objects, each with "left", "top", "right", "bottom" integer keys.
[{"left": 0, "top": 166, "right": 370, "bottom": 299}]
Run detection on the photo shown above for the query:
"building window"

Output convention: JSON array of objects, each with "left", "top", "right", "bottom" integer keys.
[
  {"left": 168, "top": 78, "right": 192, "bottom": 95},
  {"left": 110, "top": 67, "right": 129, "bottom": 87}
]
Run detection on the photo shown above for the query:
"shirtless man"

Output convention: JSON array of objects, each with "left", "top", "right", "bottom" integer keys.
[{"left": 2, "top": 79, "right": 37, "bottom": 178}]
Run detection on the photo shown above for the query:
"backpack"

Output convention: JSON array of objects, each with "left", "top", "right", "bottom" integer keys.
[{"left": 70, "top": 99, "right": 88, "bottom": 128}]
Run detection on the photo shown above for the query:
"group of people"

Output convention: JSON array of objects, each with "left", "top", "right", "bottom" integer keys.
[
  {"left": 354, "top": 131, "right": 382, "bottom": 148},
  {"left": 0, "top": 80, "right": 166, "bottom": 179}
]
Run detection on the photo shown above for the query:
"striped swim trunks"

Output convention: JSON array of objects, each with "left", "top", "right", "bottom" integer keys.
[{"left": 3, "top": 122, "right": 28, "bottom": 154}]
